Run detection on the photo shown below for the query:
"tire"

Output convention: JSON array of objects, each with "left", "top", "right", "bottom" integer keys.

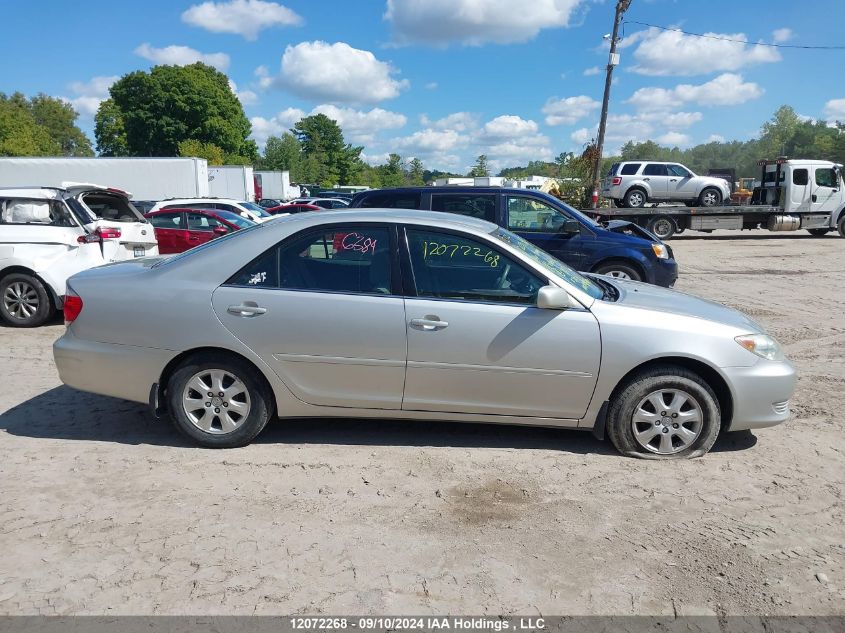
[
  {"left": 646, "top": 216, "right": 676, "bottom": 240},
  {"left": 593, "top": 260, "right": 643, "bottom": 282},
  {"left": 0, "top": 273, "right": 52, "bottom": 327},
  {"left": 612, "top": 198, "right": 624, "bottom": 208},
  {"left": 167, "top": 353, "right": 275, "bottom": 448},
  {"left": 684, "top": 201, "right": 696, "bottom": 208},
  {"left": 606, "top": 365, "right": 721, "bottom": 459},
  {"left": 698, "top": 187, "right": 722, "bottom": 207},
  {"left": 624, "top": 188, "right": 647, "bottom": 209},
  {"left": 837, "top": 216, "right": 845, "bottom": 237},
  {"left": 807, "top": 228, "right": 830, "bottom": 237}
]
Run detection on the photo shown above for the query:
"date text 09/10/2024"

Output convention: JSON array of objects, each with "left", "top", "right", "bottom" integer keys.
[{"left": 290, "top": 617, "right": 546, "bottom": 631}]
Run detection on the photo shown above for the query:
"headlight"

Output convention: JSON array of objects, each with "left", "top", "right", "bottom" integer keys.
[
  {"left": 651, "top": 243, "right": 669, "bottom": 259},
  {"left": 735, "top": 334, "right": 784, "bottom": 361}
]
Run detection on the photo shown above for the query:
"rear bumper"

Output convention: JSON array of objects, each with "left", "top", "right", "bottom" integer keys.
[
  {"left": 53, "top": 329, "right": 173, "bottom": 404},
  {"left": 722, "top": 359, "right": 797, "bottom": 431}
]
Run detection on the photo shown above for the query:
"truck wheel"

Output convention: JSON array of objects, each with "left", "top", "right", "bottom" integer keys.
[
  {"left": 0, "top": 273, "right": 53, "bottom": 328},
  {"left": 646, "top": 216, "right": 676, "bottom": 240},
  {"left": 837, "top": 216, "right": 845, "bottom": 237},
  {"left": 593, "top": 260, "right": 642, "bottom": 282},
  {"left": 606, "top": 365, "right": 721, "bottom": 459},
  {"left": 807, "top": 228, "right": 830, "bottom": 237},
  {"left": 698, "top": 188, "right": 722, "bottom": 207},
  {"left": 624, "top": 188, "right": 647, "bottom": 209}
]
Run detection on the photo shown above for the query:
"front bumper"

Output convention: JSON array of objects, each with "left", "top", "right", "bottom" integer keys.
[
  {"left": 722, "top": 359, "right": 797, "bottom": 431},
  {"left": 649, "top": 256, "right": 679, "bottom": 288}
]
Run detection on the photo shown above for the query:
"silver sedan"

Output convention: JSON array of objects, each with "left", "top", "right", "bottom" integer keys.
[{"left": 53, "top": 210, "right": 796, "bottom": 458}]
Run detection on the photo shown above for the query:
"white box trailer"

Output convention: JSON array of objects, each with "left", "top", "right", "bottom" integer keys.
[
  {"left": 254, "top": 170, "right": 300, "bottom": 201},
  {"left": 208, "top": 165, "right": 255, "bottom": 201},
  {"left": 0, "top": 157, "right": 209, "bottom": 200}
]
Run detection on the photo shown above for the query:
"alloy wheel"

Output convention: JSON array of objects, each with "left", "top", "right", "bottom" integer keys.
[
  {"left": 181, "top": 369, "right": 252, "bottom": 434},
  {"left": 631, "top": 388, "right": 703, "bottom": 454},
  {"left": 605, "top": 269, "right": 632, "bottom": 279},
  {"left": 701, "top": 190, "right": 719, "bottom": 206},
  {"left": 3, "top": 281, "right": 39, "bottom": 320}
]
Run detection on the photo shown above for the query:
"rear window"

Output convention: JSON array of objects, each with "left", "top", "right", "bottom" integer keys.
[
  {"left": 358, "top": 192, "right": 422, "bottom": 209},
  {"left": 607, "top": 163, "right": 620, "bottom": 176},
  {"left": 81, "top": 193, "right": 145, "bottom": 223},
  {"left": 792, "top": 169, "right": 808, "bottom": 186},
  {"left": 620, "top": 163, "right": 641, "bottom": 175},
  {"left": 431, "top": 193, "right": 496, "bottom": 222}
]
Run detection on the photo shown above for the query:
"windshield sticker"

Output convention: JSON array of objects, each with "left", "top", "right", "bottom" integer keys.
[
  {"left": 422, "top": 241, "right": 500, "bottom": 268},
  {"left": 248, "top": 271, "right": 267, "bottom": 285}
]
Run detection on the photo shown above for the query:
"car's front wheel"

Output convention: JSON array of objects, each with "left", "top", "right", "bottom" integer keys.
[
  {"left": 0, "top": 272, "right": 53, "bottom": 327},
  {"left": 592, "top": 260, "right": 643, "bottom": 282},
  {"left": 607, "top": 366, "right": 721, "bottom": 459},
  {"left": 167, "top": 353, "right": 274, "bottom": 448}
]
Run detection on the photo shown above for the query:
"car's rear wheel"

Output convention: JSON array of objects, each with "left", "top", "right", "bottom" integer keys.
[
  {"left": 839, "top": 216, "right": 845, "bottom": 238},
  {"left": 698, "top": 187, "right": 722, "bottom": 207},
  {"left": 646, "top": 216, "right": 676, "bottom": 240},
  {"left": 593, "top": 260, "right": 643, "bottom": 282},
  {"left": 167, "top": 353, "right": 274, "bottom": 448},
  {"left": 624, "top": 188, "right": 647, "bottom": 209},
  {"left": 0, "top": 273, "right": 52, "bottom": 327},
  {"left": 807, "top": 228, "right": 830, "bottom": 236},
  {"left": 607, "top": 366, "right": 721, "bottom": 459}
]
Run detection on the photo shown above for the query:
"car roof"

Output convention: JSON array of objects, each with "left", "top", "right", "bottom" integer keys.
[
  {"left": 283, "top": 208, "right": 499, "bottom": 232},
  {"left": 353, "top": 186, "right": 556, "bottom": 195}
]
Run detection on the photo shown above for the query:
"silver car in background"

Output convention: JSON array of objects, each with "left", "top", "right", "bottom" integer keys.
[
  {"left": 603, "top": 161, "right": 732, "bottom": 209},
  {"left": 53, "top": 210, "right": 795, "bottom": 458}
]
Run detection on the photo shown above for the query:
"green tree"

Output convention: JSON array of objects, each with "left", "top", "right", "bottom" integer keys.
[
  {"left": 292, "top": 113, "right": 364, "bottom": 187},
  {"left": 177, "top": 139, "right": 225, "bottom": 165},
  {"left": 468, "top": 154, "right": 490, "bottom": 177},
  {"left": 29, "top": 94, "right": 93, "bottom": 156},
  {"left": 0, "top": 92, "right": 92, "bottom": 157},
  {"left": 407, "top": 157, "right": 425, "bottom": 185},
  {"left": 101, "top": 63, "right": 257, "bottom": 161},
  {"left": 379, "top": 153, "right": 405, "bottom": 187},
  {"left": 260, "top": 132, "right": 301, "bottom": 176},
  {"left": 94, "top": 98, "right": 129, "bottom": 156}
]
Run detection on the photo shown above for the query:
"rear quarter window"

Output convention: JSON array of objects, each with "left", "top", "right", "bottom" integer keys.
[
  {"left": 431, "top": 193, "right": 496, "bottom": 222},
  {"left": 620, "top": 163, "right": 641, "bottom": 175}
]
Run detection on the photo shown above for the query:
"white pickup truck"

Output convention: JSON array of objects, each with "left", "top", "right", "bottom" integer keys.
[{"left": 592, "top": 158, "right": 845, "bottom": 239}]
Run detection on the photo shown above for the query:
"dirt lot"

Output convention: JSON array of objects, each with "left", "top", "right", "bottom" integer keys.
[{"left": 0, "top": 230, "right": 843, "bottom": 616}]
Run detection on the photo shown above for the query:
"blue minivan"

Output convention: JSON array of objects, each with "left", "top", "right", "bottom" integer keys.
[{"left": 349, "top": 187, "right": 678, "bottom": 287}]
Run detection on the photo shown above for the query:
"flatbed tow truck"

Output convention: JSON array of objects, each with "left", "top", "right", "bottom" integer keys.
[{"left": 586, "top": 158, "right": 845, "bottom": 240}]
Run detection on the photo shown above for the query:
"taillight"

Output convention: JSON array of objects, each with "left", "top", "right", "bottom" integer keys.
[
  {"left": 63, "top": 293, "right": 83, "bottom": 324},
  {"left": 77, "top": 226, "right": 122, "bottom": 243},
  {"left": 612, "top": 177, "right": 622, "bottom": 186}
]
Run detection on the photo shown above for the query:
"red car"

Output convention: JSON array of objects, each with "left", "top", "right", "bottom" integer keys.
[
  {"left": 145, "top": 208, "right": 255, "bottom": 254},
  {"left": 265, "top": 203, "right": 321, "bottom": 215}
]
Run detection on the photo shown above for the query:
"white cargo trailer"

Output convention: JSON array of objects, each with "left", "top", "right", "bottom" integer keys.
[
  {"left": 208, "top": 165, "right": 255, "bottom": 201},
  {"left": 254, "top": 170, "right": 300, "bottom": 201},
  {"left": 0, "top": 157, "right": 209, "bottom": 200}
]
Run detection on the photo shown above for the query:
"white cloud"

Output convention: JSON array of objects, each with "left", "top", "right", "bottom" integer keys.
[
  {"left": 583, "top": 66, "right": 601, "bottom": 76},
  {"left": 542, "top": 95, "right": 600, "bottom": 126},
  {"left": 706, "top": 134, "right": 725, "bottom": 143},
  {"left": 425, "top": 82, "right": 438, "bottom": 90},
  {"left": 228, "top": 80, "right": 258, "bottom": 106},
  {"left": 250, "top": 105, "right": 406, "bottom": 148},
  {"left": 182, "top": 0, "right": 302, "bottom": 40},
  {"left": 630, "top": 27, "right": 781, "bottom": 76},
  {"left": 627, "top": 73, "right": 763, "bottom": 111},
  {"left": 64, "top": 75, "right": 119, "bottom": 117},
  {"left": 395, "top": 128, "right": 464, "bottom": 153},
  {"left": 385, "top": 0, "right": 585, "bottom": 46},
  {"left": 772, "top": 28, "right": 793, "bottom": 43},
  {"left": 571, "top": 128, "right": 592, "bottom": 145},
  {"left": 824, "top": 98, "right": 845, "bottom": 122},
  {"left": 420, "top": 112, "right": 478, "bottom": 132},
  {"left": 655, "top": 131, "right": 691, "bottom": 147},
  {"left": 481, "top": 115, "right": 539, "bottom": 139},
  {"left": 134, "top": 43, "right": 230, "bottom": 71},
  {"left": 269, "top": 41, "right": 408, "bottom": 103},
  {"left": 641, "top": 111, "right": 703, "bottom": 129}
]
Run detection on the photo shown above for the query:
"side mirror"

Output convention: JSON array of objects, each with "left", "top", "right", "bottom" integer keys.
[
  {"left": 560, "top": 219, "right": 581, "bottom": 234},
  {"left": 537, "top": 285, "right": 579, "bottom": 310},
  {"left": 212, "top": 226, "right": 229, "bottom": 236}
]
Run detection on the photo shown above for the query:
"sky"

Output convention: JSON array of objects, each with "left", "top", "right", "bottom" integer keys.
[{"left": 2, "top": 0, "right": 844, "bottom": 174}]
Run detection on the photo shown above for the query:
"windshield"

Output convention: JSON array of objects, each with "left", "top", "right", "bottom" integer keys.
[
  {"left": 493, "top": 227, "right": 604, "bottom": 300},
  {"left": 240, "top": 202, "right": 271, "bottom": 217},
  {"left": 214, "top": 210, "right": 256, "bottom": 229}
]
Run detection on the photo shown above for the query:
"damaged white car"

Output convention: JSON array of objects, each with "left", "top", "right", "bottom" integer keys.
[{"left": 0, "top": 184, "right": 158, "bottom": 327}]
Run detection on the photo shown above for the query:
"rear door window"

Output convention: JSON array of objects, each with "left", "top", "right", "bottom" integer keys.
[
  {"left": 358, "top": 192, "right": 422, "bottom": 209},
  {"left": 620, "top": 163, "right": 641, "bottom": 175},
  {"left": 792, "top": 169, "right": 809, "bottom": 186},
  {"left": 643, "top": 164, "right": 668, "bottom": 176},
  {"left": 148, "top": 212, "right": 183, "bottom": 228},
  {"left": 431, "top": 193, "right": 496, "bottom": 222},
  {"left": 0, "top": 198, "right": 78, "bottom": 227}
]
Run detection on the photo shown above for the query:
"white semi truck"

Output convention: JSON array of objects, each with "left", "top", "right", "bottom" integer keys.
[
  {"left": 0, "top": 157, "right": 209, "bottom": 200},
  {"left": 207, "top": 165, "right": 256, "bottom": 201},
  {"left": 591, "top": 158, "right": 845, "bottom": 239}
]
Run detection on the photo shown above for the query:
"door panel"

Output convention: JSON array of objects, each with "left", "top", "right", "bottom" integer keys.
[
  {"left": 811, "top": 166, "right": 841, "bottom": 213},
  {"left": 212, "top": 288, "right": 407, "bottom": 408},
  {"left": 403, "top": 299, "right": 600, "bottom": 419},
  {"left": 667, "top": 165, "right": 696, "bottom": 199},
  {"left": 642, "top": 164, "right": 669, "bottom": 199}
]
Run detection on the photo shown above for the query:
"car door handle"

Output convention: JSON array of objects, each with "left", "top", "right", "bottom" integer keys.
[
  {"left": 227, "top": 303, "right": 267, "bottom": 317},
  {"left": 410, "top": 317, "right": 448, "bottom": 331},
  {"left": 669, "top": 179, "right": 677, "bottom": 182},
  {"left": 643, "top": 177, "right": 650, "bottom": 181}
]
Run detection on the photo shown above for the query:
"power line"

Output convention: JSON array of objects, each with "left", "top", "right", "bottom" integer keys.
[{"left": 623, "top": 20, "right": 845, "bottom": 50}]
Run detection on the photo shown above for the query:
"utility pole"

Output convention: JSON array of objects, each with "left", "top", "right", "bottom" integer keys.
[{"left": 590, "top": 0, "right": 631, "bottom": 208}]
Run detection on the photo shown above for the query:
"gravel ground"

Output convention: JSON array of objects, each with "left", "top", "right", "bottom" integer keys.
[{"left": 0, "top": 230, "right": 843, "bottom": 616}]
